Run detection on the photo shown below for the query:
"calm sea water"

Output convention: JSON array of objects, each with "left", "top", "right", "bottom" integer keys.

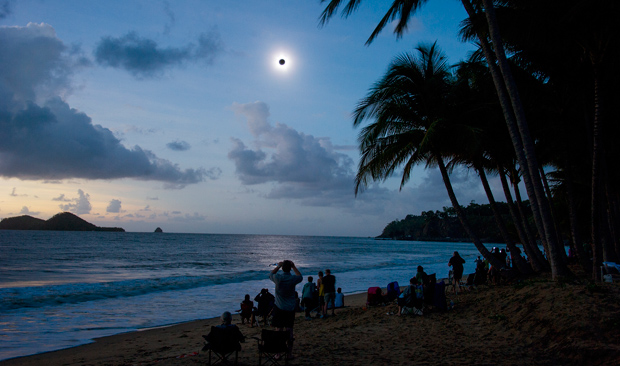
[{"left": 0, "top": 231, "right": 490, "bottom": 361}]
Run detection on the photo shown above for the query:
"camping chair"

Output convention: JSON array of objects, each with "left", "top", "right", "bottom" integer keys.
[
  {"left": 423, "top": 273, "right": 436, "bottom": 306},
  {"left": 366, "top": 286, "right": 383, "bottom": 306},
  {"left": 255, "top": 304, "right": 274, "bottom": 327},
  {"left": 239, "top": 302, "right": 256, "bottom": 326},
  {"left": 253, "top": 329, "right": 290, "bottom": 366},
  {"left": 202, "top": 326, "right": 244, "bottom": 365},
  {"left": 386, "top": 281, "right": 400, "bottom": 302}
]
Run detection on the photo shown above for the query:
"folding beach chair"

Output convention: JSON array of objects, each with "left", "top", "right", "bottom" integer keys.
[
  {"left": 254, "top": 329, "right": 290, "bottom": 366},
  {"left": 202, "top": 326, "right": 244, "bottom": 365}
]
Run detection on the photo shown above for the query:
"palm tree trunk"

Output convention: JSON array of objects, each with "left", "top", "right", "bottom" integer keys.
[
  {"left": 539, "top": 166, "right": 568, "bottom": 263},
  {"left": 460, "top": 0, "right": 554, "bottom": 272},
  {"left": 563, "top": 159, "right": 592, "bottom": 272},
  {"left": 498, "top": 167, "right": 547, "bottom": 271},
  {"left": 476, "top": 165, "right": 532, "bottom": 274},
  {"left": 591, "top": 64, "right": 604, "bottom": 280},
  {"left": 478, "top": 0, "right": 570, "bottom": 279},
  {"left": 435, "top": 155, "right": 504, "bottom": 269},
  {"left": 511, "top": 172, "right": 550, "bottom": 269}
]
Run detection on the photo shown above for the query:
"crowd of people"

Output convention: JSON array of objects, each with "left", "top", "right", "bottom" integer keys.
[
  {"left": 221, "top": 260, "right": 345, "bottom": 360},
  {"left": 210, "top": 249, "right": 513, "bottom": 359}
]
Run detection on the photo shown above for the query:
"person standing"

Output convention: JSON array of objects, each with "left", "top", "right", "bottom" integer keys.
[
  {"left": 322, "top": 268, "right": 336, "bottom": 317},
  {"left": 301, "top": 276, "right": 317, "bottom": 320},
  {"left": 316, "top": 271, "right": 324, "bottom": 317},
  {"left": 448, "top": 251, "right": 465, "bottom": 294},
  {"left": 269, "top": 260, "right": 303, "bottom": 358}
]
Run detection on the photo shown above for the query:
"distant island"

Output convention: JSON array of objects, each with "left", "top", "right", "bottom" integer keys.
[{"left": 0, "top": 212, "right": 125, "bottom": 232}]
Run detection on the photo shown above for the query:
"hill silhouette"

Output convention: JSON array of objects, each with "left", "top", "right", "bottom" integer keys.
[{"left": 0, "top": 212, "right": 125, "bottom": 232}]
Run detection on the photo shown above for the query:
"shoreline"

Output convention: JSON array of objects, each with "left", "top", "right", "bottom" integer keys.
[{"left": 2, "top": 271, "right": 619, "bottom": 365}]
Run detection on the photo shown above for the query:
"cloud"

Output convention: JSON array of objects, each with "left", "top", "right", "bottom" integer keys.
[
  {"left": 166, "top": 140, "right": 190, "bottom": 151},
  {"left": 227, "top": 101, "right": 492, "bottom": 215},
  {"left": 52, "top": 193, "right": 71, "bottom": 202},
  {"left": 170, "top": 212, "right": 207, "bottom": 222},
  {"left": 10, "top": 187, "right": 27, "bottom": 197},
  {"left": 106, "top": 199, "right": 122, "bottom": 213},
  {"left": 0, "top": 24, "right": 208, "bottom": 188},
  {"left": 205, "top": 167, "right": 222, "bottom": 180},
  {"left": 162, "top": 1, "right": 175, "bottom": 35},
  {"left": 0, "top": 1, "right": 11, "bottom": 20},
  {"left": 228, "top": 101, "right": 357, "bottom": 205},
  {"left": 59, "top": 189, "right": 92, "bottom": 214},
  {"left": 94, "top": 30, "right": 223, "bottom": 78},
  {"left": 19, "top": 206, "right": 40, "bottom": 216}
]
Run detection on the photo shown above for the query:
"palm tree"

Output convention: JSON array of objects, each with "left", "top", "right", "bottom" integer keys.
[
  {"left": 319, "top": 0, "right": 572, "bottom": 279},
  {"left": 353, "top": 42, "right": 504, "bottom": 269}
]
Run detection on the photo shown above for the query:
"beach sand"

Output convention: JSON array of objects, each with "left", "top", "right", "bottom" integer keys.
[{"left": 2, "top": 270, "right": 620, "bottom": 366}]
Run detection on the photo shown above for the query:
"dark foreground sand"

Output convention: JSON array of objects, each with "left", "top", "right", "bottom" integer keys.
[{"left": 2, "top": 269, "right": 620, "bottom": 366}]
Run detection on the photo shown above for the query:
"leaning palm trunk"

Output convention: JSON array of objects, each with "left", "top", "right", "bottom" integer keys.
[
  {"left": 476, "top": 165, "right": 532, "bottom": 274},
  {"left": 539, "top": 166, "right": 568, "bottom": 263},
  {"left": 476, "top": 0, "right": 570, "bottom": 278},
  {"left": 459, "top": 0, "right": 550, "bottom": 259},
  {"left": 498, "top": 168, "right": 547, "bottom": 272},
  {"left": 436, "top": 155, "right": 504, "bottom": 269},
  {"left": 511, "top": 171, "right": 551, "bottom": 269}
]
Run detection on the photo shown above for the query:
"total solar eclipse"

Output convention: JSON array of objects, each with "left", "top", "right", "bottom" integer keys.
[{"left": 279, "top": 59, "right": 285, "bottom": 65}]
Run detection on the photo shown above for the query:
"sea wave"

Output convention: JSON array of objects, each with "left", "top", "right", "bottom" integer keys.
[
  {"left": 0, "top": 271, "right": 264, "bottom": 311},
  {"left": 0, "top": 258, "right": 435, "bottom": 311}
]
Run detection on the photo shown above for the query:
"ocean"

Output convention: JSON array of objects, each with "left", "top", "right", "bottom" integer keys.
[{"left": 0, "top": 230, "right": 491, "bottom": 361}]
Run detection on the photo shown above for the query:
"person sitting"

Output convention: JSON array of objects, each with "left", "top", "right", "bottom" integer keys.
[
  {"left": 203, "top": 311, "right": 245, "bottom": 353},
  {"left": 415, "top": 266, "right": 428, "bottom": 284},
  {"left": 398, "top": 277, "right": 423, "bottom": 316},
  {"left": 237, "top": 294, "right": 255, "bottom": 326},
  {"left": 254, "top": 288, "right": 275, "bottom": 326},
  {"left": 334, "top": 287, "right": 344, "bottom": 308}
]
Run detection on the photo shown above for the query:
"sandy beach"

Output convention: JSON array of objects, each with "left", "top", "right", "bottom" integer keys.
[{"left": 2, "top": 269, "right": 620, "bottom": 366}]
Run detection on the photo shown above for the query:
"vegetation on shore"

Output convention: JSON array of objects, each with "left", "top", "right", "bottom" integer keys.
[
  {"left": 379, "top": 202, "right": 523, "bottom": 242},
  {"left": 0, "top": 212, "right": 125, "bottom": 232},
  {"left": 319, "top": 0, "right": 620, "bottom": 281}
]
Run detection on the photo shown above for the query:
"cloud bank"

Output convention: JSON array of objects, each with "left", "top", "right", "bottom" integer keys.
[
  {"left": 94, "top": 30, "right": 223, "bottom": 78},
  {"left": 0, "top": 23, "right": 208, "bottom": 187},
  {"left": 227, "top": 101, "right": 491, "bottom": 215}
]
